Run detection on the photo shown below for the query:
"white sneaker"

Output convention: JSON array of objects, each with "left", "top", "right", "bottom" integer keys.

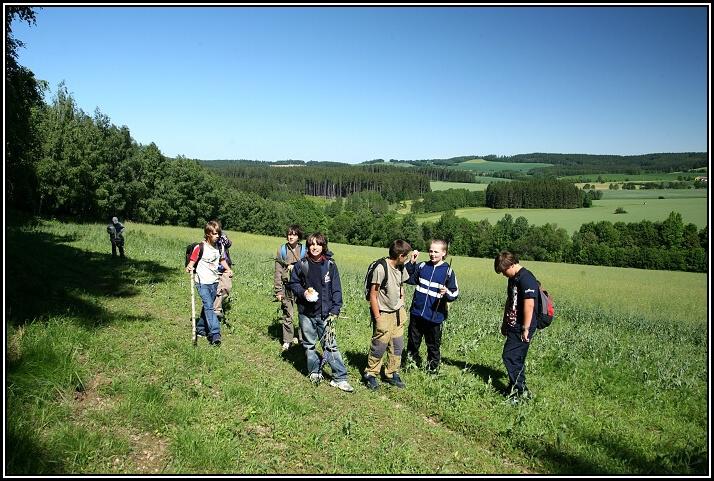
[
  {"left": 329, "top": 380, "right": 354, "bottom": 393},
  {"left": 309, "top": 373, "right": 323, "bottom": 384},
  {"left": 281, "top": 342, "right": 290, "bottom": 351}
]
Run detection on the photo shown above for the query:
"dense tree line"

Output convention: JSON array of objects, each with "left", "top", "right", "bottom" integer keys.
[
  {"left": 422, "top": 212, "right": 707, "bottom": 273},
  {"left": 411, "top": 189, "right": 485, "bottom": 213},
  {"left": 410, "top": 166, "right": 475, "bottom": 183},
  {"left": 202, "top": 161, "right": 431, "bottom": 203},
  {"left": 488, "top": 152, "right": 708, "bottom": 176},
  {"left": 485, "top": 179, "right": 587, "bottom": 208},
  {"left": 6, "top": 7, "right": 46, "bottom": 213}
]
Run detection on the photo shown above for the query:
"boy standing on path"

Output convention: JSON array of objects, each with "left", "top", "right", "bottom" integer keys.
[
  {"left": 362, "top": 240, "right": 412, "bottom": 390},
  {"left": 274, "top": 225, "right": 306, "bottom": 351},
  {"left": 494, "top": 251, "right": 539, "bottom": 400},
  {"left": 404, "top": 239, "right": 459, "bottom": 374},
  {"left": 286, "top": 232, "right": 354, "bottom": 393}
]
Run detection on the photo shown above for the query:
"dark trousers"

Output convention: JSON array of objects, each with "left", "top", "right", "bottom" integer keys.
[
  {"left": 111, "top": 241, "right": 125, "bottom": 258},
  {"left": 502, "top": 330, "right": 533, "bottom": 394},
  {"left": 406, "top": 315, "right": 442, "bottom": 371}
]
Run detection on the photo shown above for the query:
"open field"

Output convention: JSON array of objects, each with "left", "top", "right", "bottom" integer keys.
[
  {"left": 453, "top": 159, "right": 553, "bottom": 173},
  {"left": 416, "top": 192, "right": 707, "bottom": 233},
  {"left": 5, "top": 218, "right": 707, "bottom": 474},
  {"left": 430, "top": 181, "right": 490, "bottom": 191}
]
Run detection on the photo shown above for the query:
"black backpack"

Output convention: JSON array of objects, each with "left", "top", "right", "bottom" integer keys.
[
  {"left": 536, "top": 284, "right": 554, "bottom": 329},
  {"left": 185, "top": 242, "right": 204, "bottom": 268},
  {"left": 363, "top": 258, "right": 397, "bottom": 301}
]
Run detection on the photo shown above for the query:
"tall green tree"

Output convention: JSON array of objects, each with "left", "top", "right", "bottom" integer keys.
[{"left": 6, "top": 6, "right": 46, "bottom": 212}]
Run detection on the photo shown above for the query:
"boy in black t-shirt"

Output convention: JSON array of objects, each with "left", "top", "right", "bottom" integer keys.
[{"left": 494, "top": 251, "right": 540, "bottom": 400}]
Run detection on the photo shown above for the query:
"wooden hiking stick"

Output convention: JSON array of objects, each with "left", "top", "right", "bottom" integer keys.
[{"left": 190, "top": 272, "right": 197, "bottom": 345}]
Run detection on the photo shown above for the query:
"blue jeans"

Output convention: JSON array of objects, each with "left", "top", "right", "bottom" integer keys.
[
  {"left": 196, "top": 282, "right": 220, "bottom": 339},
  {"left": 299, "top": 314, "right": 348, "bottom": 382}
]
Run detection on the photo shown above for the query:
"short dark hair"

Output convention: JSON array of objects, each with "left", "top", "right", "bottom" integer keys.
[
  {"left": 306, "top": 232, "right": 328, "bottom": 252},
  {"left": 287, "top": 224, "right": 303, "bottom": 239},
  {"left": 389, "top": 239, "right": 412, "bottom": 259},
  {"left": 494, "top": 251, "right": 518, "bottom": 273}
]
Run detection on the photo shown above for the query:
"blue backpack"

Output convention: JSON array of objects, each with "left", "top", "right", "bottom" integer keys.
[{"left": 280, "top": 243, "right": 307, "bottom": 263}]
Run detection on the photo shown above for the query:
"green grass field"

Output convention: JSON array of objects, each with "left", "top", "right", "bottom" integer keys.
[
  {"left": 430, "top": 181, "right": 490, "bottom": 191},
  {"left": 416, "top": 193, "right": 707, "bottom": 233},
  {"left": 453, "top": 159, "right": 553, "bottom": 173},
  {"left": 6, "top": 218, "right": 707, "bottom": 474}
]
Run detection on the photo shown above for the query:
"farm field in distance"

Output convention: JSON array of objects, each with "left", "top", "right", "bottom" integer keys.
[
  {"left": 414, "top": 193, "right": 707, "bottom": 233},
  {"left": 453, "top": 159, "right": 553, "bottom": 173}
]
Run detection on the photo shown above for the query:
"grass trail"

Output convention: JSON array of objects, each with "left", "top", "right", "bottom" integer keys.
[{"left": 6, "top": 217, "right": 707, "bottom": 474}]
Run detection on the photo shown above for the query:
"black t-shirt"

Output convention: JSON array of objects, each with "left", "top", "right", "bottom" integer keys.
[{"left": 503, "top": 267, "right": 539, "bottom": 332}]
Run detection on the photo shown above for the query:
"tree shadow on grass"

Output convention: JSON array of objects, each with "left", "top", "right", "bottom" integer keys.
[
  {"left": 6, "top": 422, "right": 68, "bottom": 475},
  {"left": 524, "top": 424, "right": 707, "bottom": 475},
  {"left": 5, "top": 227, "right": 174, "bottom": 330}
]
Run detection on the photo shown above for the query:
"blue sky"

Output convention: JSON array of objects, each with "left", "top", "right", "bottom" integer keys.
[{"left": 11, "top": 5, "right": 709, "bottom": 163}]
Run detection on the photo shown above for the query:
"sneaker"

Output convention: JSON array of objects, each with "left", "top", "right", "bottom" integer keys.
[
  {"left": 329, "top": 380, "right": 354, "bottom": 393},
  {"left": 281, "top": 342, "right": 290, "bottom": 352},
  {"left": 211, "top": 335, "right": 222, "bottom": 346},
  {"left": 362, "top": 374, "right": 379, "bottom": 390},
  {"left": 383, "top": 373, "right": 405, "bottom": 389},
  {"left": 196, "top": 331, "right": 207, "bottom": 338},
  {"left": 309, "top": 373, "right": 323, "bottom": 385}
]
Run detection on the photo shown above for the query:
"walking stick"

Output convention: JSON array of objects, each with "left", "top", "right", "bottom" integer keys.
[{"left": 190, "top": 272, "right": 197, "bottom": 345}]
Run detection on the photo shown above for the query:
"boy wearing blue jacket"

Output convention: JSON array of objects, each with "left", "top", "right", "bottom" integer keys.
[
  {"left": 404, "top": 239, "right": 459, "bottom": 373},
  {"left": 286, "top": 232, "right": 354, "bottom": 393}
]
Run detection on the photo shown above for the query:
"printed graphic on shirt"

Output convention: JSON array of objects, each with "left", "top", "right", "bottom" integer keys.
[{"left": 504, "top": 283, "right": 519, "bottom": 329}]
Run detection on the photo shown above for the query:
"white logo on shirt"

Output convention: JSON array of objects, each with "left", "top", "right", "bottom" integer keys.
[{"left": 525, "top": 288, "right": 535, "bottom": 294}]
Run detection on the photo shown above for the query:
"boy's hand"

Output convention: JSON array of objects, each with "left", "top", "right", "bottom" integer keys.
[{"left": 410, "top": 250, "right": 420, "bottom": 263}]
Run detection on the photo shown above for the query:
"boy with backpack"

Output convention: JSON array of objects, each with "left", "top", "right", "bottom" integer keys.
[
  {"left": 493, "top": 250, "right": 545, "bottom": 401},
  {"left": 274, "top": 225, "right": 306, "bottom": 351},
  {"left": 404, "top": 239, "right": 459, "bottom": 374},
  {"left": 286, "top": 232, "right": 354, "bottom": 393},
  {"left": 362, "top": 240, "right": 412, "bottom": 390},
  {"left": 185, "top": 221, "right": 233, "bottom": 346}
]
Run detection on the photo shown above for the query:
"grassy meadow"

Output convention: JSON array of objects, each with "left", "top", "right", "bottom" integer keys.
[
  {"left": 5, "top": 217, "right": 708, "bottom": 474},
  {"left": 453, "top": 159, "right": 553, "bottom": 173},
  {"left": 430, "top": 181, "right": 490, "bottom": 191},
  {"left": 415, "top": 192, "right": 707, "bottom": 233}
]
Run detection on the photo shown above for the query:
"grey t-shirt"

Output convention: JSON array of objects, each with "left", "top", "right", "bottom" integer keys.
[{"left": 371, "top": 260, "right": 409, "bottom": 312}]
